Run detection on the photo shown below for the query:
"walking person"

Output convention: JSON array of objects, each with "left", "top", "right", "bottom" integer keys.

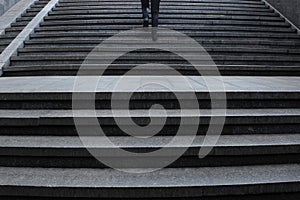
[{"left": 141, "top": 0, "right": 160, "bottom": 27}]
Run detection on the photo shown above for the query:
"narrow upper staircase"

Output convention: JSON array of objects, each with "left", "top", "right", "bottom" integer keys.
[
  {"left": 2, "top": 0, "right": 300, "bottom": 76},
  {"left": 0, "top": 0, "right": 51, "bottom": 53},
  {"left": 0, "top": 0, "right": 299, "bottom": 199}
]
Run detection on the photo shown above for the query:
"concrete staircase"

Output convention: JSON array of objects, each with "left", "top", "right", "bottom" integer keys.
[
  {"left": 0, "top": 75, "right": 300, "bottom": 199},
  {"left": 2, "top": 0, "right": 300, "bottom": 76},
  {"left": 0, "top": 0, "right": 51, "bottom": 53},
  {"left": 0, "top": 0, "right": 300, "bottom": 199}
]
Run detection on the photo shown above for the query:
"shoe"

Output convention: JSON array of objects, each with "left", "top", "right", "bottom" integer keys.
[{"left": 152, "top": 27, "right": 158, "bottom": 41}]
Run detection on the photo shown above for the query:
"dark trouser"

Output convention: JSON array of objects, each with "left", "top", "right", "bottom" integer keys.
[{"left": 141, "top": 0, "right": 160, "bottom": 27}]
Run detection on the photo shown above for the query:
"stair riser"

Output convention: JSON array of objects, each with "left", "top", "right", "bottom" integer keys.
[
  {"left": 52, "top": 6, "right": 273, "bottom": 11},
  {"left": 32, "top": 21, "right": 289, "bottom": 27},
  {"left": 22, "top": 39, "right": 300, "bottom": 47},
  {"left": 0, "top": 153, "right": 299, "bottom": 168},
  {"left": 0, "top": 99, "right": 299, "bottom": 109},
  {"left": 16, "top": 51, "right": 300, "bottom": 57},
  {"left": 55, "top": 3, "right": 267, "bottom": 9},
  {"left": 42, "top": 16, "right": 284, "bottom": 22},
  {"left": 0, "top": 182, "right": 299, "bottom": 199},
  {"left": 33, "top": 27, "right": 294, "bottom": 33},
  {"left": 10, "top": 60, "right": 300, "bottom": 66},
  {"left": 36, "top": 21, "right": 292, "bottom": 29},
  {"left": 0, "top": 124, "right": 299, "bottom": 136},
  {"left": 47, "top": 11, "right": 279, "bottom": 18},
  {"left": 2, "top": 116, "right": 299, "bottom": 125},
  {"left": 1, "top": 193, "right": 300, "bottom": 200},
  {"left": 27, "top": 34, "right": 300, "bottom": 40},
  {"left": 4, "top": 69, "right": 300, "bottom": 76}
]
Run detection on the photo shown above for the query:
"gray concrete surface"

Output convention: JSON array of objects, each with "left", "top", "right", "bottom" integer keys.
[
  {"left": 0, "top": 76, "right": 299, "bottom": 93},
  {"left": 1, "top": 134, "right": 299, "bottom": 148},
  {"left": 0, "top": 0, "right": 36, "bottom": 35},
  {"left": 1, "top": 108, "right": 300, "bottom": 118},
  {"left": 265, "top": 0, "right": 300, "bottom": 30},
  {"left": 1, "top": 164, "right": 300, "bottom": 187},
  {"left": 0, "top": 0, "right": 21, "bottom": 16}
]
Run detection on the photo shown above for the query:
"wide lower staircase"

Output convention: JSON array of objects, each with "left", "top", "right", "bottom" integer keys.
[{"left": 0, "top": 0, "right": 300, "bottom": 199}]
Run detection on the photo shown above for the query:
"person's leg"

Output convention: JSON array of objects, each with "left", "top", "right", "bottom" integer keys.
[
  {"left": 141, "top": 0, "right": 150, "bottom": 27},
  {"left": 151, "top": 0, "right": 160, "bottom": 27}
]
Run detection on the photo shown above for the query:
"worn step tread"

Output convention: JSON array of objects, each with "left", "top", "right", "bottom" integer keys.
[
  {"left": 0, "top": 134, "right": 299, "bottom": 152},
  {"left": 16, "top": 46, "right": 300, "bottom": 54},
  {"left": 34, "top": 25, "right": 294, "bottom": 33},
  {"left": 56, "top": 2, "right": 266, "bottom": 7},
  {"left": 47, "top": 10, "right": 278, "bottom": 17},
  {"left": 42, "top": 15, "right": 283, "bottom": 22},
  {"left": 51, "top": 6, "right": 272, "bottom": 13},
  {"left": 0, "top": 164, "right": 299, "bottom": 198},
  {"left": 1, "top": 108, "right": 300, "bottom": 116},
  {"left": 28, "top": 32, "right": 299, "bottom": 39},
  {"left": 59, "top": 0, "right": 265, "bottom": 5},
  {"left": 36, "top": 20, "right": 288, "bottom": 27},
  {"left": 5, "top": 64, "right": 300, "bottom": 77},
  {"left": 22, "top": 38, "right": 300, "bottom": 46},
  {"left": 0, "top": 76, "right": 299, "bottom": 94},
  {"left": 9, "top": 55, "right": 300, "bottom": 62},
  {"left": 5, "top": 64, "right": 300, "bottom": 72}
]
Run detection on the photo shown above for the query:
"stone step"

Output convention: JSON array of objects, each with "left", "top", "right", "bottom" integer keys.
[
  {"left": 0, "top": 32, "right": 19, "bottom": 38},
  {"left": 15, "top": 17, "right": 40, "bottom": 23},
  {"left": 0, "top": 164, "right": 299, "bottom": 198},
  {"left": 38, "top": 21, "right": 292, "bottom": 28},
  {"left": 48, "top": 9, "right": 279, "bottom": 17},
  {"left": 0, "top": 134, "right": 299, "bottom": 168},
  {"left": 34, "top": 19, "right": 289, "bottom": 27},
  {"left": 4, "top": 64, "right": 300, "bottom": 76},
  {"left": 0, "top": 38, "right": 15, "bottom": 43},
  {"left": 0, "top": 76, "right": 299, "bottom": 109},
  {"left": 59, "top": 0, "right": 265, "bottom": 5},
  {"left": 15, "top": 49, "right": 300, "bottom": 59},
  {"left": 7, "top": 43, "right": 298, "bottom": 53},
  {"left": 14, "top": 49, "right": 300, "bottom": 62},
  {"left": 33, "top": 25, "right": 295, "bottom": 33},
  {"left": 25, "top": 7, "right": 46, "bottom": 13},
  {"left": 28, "top": 31, "right": 299, "bottom": 39},
  {"left": 29, "top": 4, "right": 49, "bottom": 9},
  {"left": 13, "top": 39, "right": 296, "bottom": 49},
  {"left": 59, "top": 0, "right": 265, "bottom": 4},
  {"left": 22, "top": 37, "right": 300, "bottom": 47},
  {"left": 21, "top": 11, "right": 41, "bottom": 18},
  {"left": 42, "top": 14, "right": 284, "bottom": 22},
  {"left": 56, "top": 2, "right": 267, "bottom": 9},
  {"left": 17, "top": 46, "right": 300, "bottom": 55},
  {"left": 0, "top": 108, "right": 299, "bottom": 126},
  {"left": 3, "top": 27, "right": 26, "bottom": 33},
  {"left": 52, "top": 6, "right": 272, "bottom": 14},
  {"left": 56, "top": 2, "right": 266, "bottom": 8},
  {"left": 0, "top": 109, "right": 299, "bottom": 136},
  {"left": 35, "top": 0, "right": 51, "bottom": 4},
  {"left": 9, "top": 55, "right": 300, "bottom": 66}
]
